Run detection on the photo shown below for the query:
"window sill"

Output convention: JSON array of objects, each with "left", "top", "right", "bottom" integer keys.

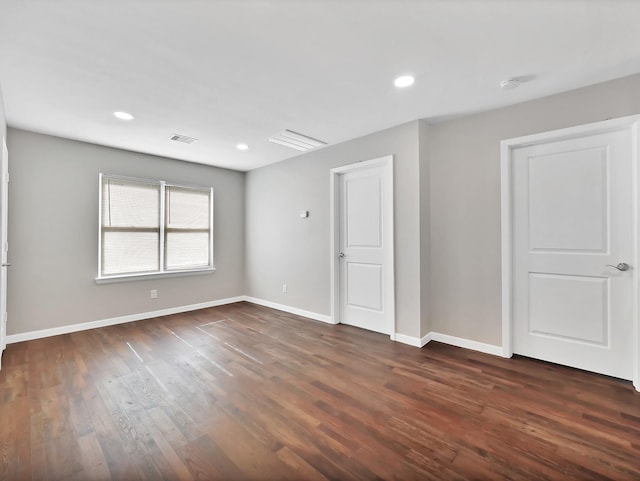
[{"left": 95, "top": 267, "right": 216, "bottom": 284}]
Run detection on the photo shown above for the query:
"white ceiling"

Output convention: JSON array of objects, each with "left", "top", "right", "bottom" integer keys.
[{"left": 1, "top": 1, "right": 639, "bottom": 172}]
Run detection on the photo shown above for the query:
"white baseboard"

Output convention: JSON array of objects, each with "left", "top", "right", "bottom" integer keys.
[
  {"left": 243, "top": 296, "right": 333, "bottom": 324},
  {"left": 6, "top": 296, "right": 245, "bottom": 344},
  {"left": 420, "top": 332, "right": 433, "bottom": 347},
  {"left": 393, "top": 332, "right": 431, "bottom": 347},
  {"left": 427, "top": 332, "right": 503, "bottom": 357},
  {"left": 6, "top": 295, "right": 502, "bottom": 360}
]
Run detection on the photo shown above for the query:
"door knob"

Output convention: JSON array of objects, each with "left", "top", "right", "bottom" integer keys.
[
  {"left": 1, "top": 263, "right": 10, "bottom": 267},
  {"left": 339, "top": 252, "right": 345, "bottom": 258},
  {"left": 606, "top": 262, "right": 629, "bottom": 271}
]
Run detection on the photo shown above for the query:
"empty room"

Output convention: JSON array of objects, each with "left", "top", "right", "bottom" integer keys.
[{"left": 1, "top": 1, "right": 640, "bottom": 480}]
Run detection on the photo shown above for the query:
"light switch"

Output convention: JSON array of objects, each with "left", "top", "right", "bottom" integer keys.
[{"left": 299, "top": 210, "right": 309, "bottom": 218}]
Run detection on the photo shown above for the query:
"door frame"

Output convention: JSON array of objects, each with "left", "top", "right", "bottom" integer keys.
[
  {"left": 329, "top": 155, "right": 395, "bottom": 337},
  {"left": 500, "top": 114, "right": 640, "bottom": 390},
  {"left": 0, "top": 137, "right": 8, "bottom": 359}
]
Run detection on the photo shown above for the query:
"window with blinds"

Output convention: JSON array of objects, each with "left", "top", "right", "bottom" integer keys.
[
  {"left": 99, "top": 174, "right": 214, "bottom": 279},
  {"left": 165, "top": 186, "right": 211, "bottom": 270}
]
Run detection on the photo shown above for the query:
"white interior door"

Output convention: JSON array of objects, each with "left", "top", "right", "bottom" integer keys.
[
  {"left": 0, "top": 138, "right": 8, "bottom": 362},
  {"left": 510, "top": 125, "right": 634, "bottom": 380},
  {"left": 332, "top": 156, "right": 394, "bottom": 335}
]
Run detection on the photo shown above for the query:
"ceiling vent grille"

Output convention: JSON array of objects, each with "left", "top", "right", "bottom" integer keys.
[
  {"left": 170, "top": 134, "right": 197, "bottom": 144},
  {"left": 268, "top": 129, "right": 327, "bottom": 152}
]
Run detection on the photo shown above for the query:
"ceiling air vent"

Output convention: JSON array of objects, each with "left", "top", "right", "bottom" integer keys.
[
  {"left": 170, "top": 134, "right": 197, "bottom": 144},
  {"left": 268, "top": 129, "right": 327, "bottom": 152}
]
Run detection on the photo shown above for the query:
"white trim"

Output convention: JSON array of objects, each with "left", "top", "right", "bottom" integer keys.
[
  {"left": 97, "top": 173, "right": 103, "bottom": 280},
  {"left": 330, "top": 159, "right": 365, "bottom": 326},
  {"left": 500, "top": 138, "right": 513, "bottom": 358},
  {"left": 633, "top": 118, "right": 640, "bottom": 391},
  {"left": 6, "top": 296, "right": 244, "bottom": 344},
  {"left": 500, "top": 114, "right": 640, "bottom": 390},
  {"left": 329, "top": 155, "right": 395, "bottom": 338},
  {"left": 95, "top": 267, "right": 215, "bottom": 284},
  {"left": 429, "top": 332, "right": 503, "bottom": 357},
  {"left": 394, "top": 330, "right": 502, "bottom": 355},
  {"left": 329, "top": 166, "right": 339, "bottom": 326},
  {"left": 4, "top": 289, "right": 501, "bottom": 361},
  {"left": 394, "top": 332, "right": 431, "bottom": 347},
  {"left": 243, "top": 296, "right": 333, "bottom": 324},
  {"left": 159, "top": 180, "right": 166, "bottom": 271},
  {"left": 0, "top": 137, "right": 7, "bottom": 365}
]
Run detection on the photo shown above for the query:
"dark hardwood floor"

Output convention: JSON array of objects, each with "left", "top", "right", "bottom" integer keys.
[{"left": 1, "top": 301, "right": 639, "bottom": 480}]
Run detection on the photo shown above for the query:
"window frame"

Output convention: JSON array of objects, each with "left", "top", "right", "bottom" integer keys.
[{"left": 97, "top": 173, "right": 215, "bottom": 283}]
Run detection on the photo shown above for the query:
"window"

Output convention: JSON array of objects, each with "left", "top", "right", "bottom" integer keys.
[{"left": 98, "top": 174, "right": 214, "bottom": 280}]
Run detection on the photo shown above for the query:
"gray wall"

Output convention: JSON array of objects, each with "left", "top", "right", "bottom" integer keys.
[
  {"left": 6, "top": 72, "right": 640, "bottom": 345},
  {"left": 245, "top": 72, "right": 640, "bottom": 346},
  {"left": 7, "top": 129, "right": 245, "bottom": 335},
  {"left": 0, "top": 81, "right": 6, "bottom": 140},
  {"left": 418, "top": 120, "right": 431, "bottom": 338},
  {"left": 429, "top": 73, "right": 640, "bottom": 345},
  {"left": 245, "top": 121, "right": 424, "bottom": 338}
]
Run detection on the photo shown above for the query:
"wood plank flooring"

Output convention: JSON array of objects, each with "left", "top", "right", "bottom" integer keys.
[{"left": 1, "top": 301, "right": 639, "bottom": 480}]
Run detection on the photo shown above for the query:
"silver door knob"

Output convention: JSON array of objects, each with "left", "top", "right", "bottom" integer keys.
[
  {"left": 606, "top": 262, "right": 629, "bottom": 271},
  {"left": 339, "top": 252, "right": 345, "bottom": 258}
]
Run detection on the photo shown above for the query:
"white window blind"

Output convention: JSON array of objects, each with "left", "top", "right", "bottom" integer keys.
[
  {"left": 99, "top": 174, "right": 213, "bottom": 279},
  {"left": 165, "top": 186, "right": 212, "bottom": 270}
]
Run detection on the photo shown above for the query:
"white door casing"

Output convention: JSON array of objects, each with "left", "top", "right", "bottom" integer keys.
[
  {"left": 0, "top": 138, "right": 8, "bottom": 363},
  {"left": 330, "top": 156, "right": 395, "bottom": 336},
  {"left": 501, "top": 115, "right": 640, "bottom": 389}
]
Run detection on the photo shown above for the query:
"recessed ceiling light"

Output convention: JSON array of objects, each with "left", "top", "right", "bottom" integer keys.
[
  {"left": 394, "top": 75, "right": 415, "bottom": 88},
  {"left": 236, "top": 143, "right": 249, "bottom": 150},
  {"left": 113, "top": 111, "right": 134, "bottom": 120}
]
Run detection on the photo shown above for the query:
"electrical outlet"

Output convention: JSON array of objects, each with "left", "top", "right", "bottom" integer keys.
[
  {"left": 150, "top": 289, "right": 158, "bottom": 299},
  {"left": 282, "top": 283, "right": 287, "bottom": 293}
]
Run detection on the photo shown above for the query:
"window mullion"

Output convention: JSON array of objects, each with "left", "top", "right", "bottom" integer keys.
[{"left": 159, "top": 181, "right": 166, "bottom": 273}]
